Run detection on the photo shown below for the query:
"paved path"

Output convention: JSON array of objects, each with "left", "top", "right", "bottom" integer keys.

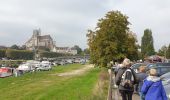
[
  {"left": 112, "top": 88, "right": 140, "bottom": 100},
  {"left": 112, "top": 76, "right": 140, "bottom": 100}
]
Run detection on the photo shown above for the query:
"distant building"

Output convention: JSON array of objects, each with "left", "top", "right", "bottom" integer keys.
[
  {"left": 53, "top": 47, "right": 77, "bottom": 55},
  {"left": 25, "top": 29, "right": 55, "bottom": 51},
  {"left": 0, "top": 46, "right": 7, "bottom": 49}
]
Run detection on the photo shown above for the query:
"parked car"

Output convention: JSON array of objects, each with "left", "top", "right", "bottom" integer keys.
[
  {"left": 66, "top": 59, "right": 73, "bottom": 64},
  {"left": 131, "top": 63, "right": 147, "bottom": 73},
  {"left": 36, "top": 65, "right": 51, "bottom": 71},
  {"left": 153, "top": 66, "right": 170, "bottom": 76},
  {"left": 37, "top": 61, "right": 52, "bottom": 71},
  {"left": 161, "top": 72, "right": 170, "bottom": 99},
  {"left": 57, "top": 60, "right": 66, "bottom": 65},
  {"left": 148, "top": 63, "right": 170, "bottom": 76},
  {"left": 0, "top": 67, "right": 13, "bottom": 78},
  {"left": 147, "top": 63, "right": 170, "bottom": 69},
  {"left": 18, "top": 64, "right": 36, "bottom": 72}
]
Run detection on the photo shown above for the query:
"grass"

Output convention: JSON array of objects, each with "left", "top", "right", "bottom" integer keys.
[
  {"left": 0, "top": 64, "right": 107, "bottom": 100},
  {"left": 92, "top": 68, "right": 109, "bottom": 100}
]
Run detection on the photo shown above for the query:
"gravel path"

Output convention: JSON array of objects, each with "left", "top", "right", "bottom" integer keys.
[{"left": 57, "top": 64, "right": 94, "bottom": 76}]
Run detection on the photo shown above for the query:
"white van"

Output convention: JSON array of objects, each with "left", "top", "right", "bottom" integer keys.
[{"left": 18, "top": 64, "right": 36, "bottom": 72}]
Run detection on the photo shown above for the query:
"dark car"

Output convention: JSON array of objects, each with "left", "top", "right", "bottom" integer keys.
[
  {"left": 161, "top": 72, "right": 170, "bottom": 99},
  {"left": 131, "top": 63, "right": 147, "bottom": 73},
  {"left": 147, "top": 63, "right": 170, "bottom": 68},
  {"left": 148, "top": 63, "right": 170, "bottom": 76}
]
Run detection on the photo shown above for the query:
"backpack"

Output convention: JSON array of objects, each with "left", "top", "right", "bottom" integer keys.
[{"left": 120, "top": 69, "right": 134, "bottom": 88}]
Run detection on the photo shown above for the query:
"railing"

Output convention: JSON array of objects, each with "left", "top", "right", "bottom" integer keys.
[{"left": 107, "top": 69, "right": 113, "bottom": 100}]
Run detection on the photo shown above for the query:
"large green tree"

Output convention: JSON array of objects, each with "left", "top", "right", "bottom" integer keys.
[
  {"left": 141, "top": 29, "right": 155, "bottom": 57},
  {"left": 87, "top": 11, "right": 138, "bottom": 67},
  {"left": 157, "top": 45, "right": 167, "bottom": 56},
  {"left": 167, "top": 44, "right": 170, "bottom": 59}
]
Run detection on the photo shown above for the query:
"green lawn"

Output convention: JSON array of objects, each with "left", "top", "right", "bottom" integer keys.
[{"left": 0, "top": 64, "right": 102, "bottom": 100}]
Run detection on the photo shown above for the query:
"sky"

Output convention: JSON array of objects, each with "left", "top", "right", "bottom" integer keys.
[{"left": 0, "top": 0, "right": 170, "bottom": 51}]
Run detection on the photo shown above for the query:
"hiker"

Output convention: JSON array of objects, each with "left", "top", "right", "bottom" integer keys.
[
  {"left": 114, "top": 63, "right": 123, "bottom": 77},
  {"left": 115, "top": 58, "right": 138, "bottom": 100},
  {"left": 137, "top": 66, "right": 148, "bottom": 100},
  {"left": 141, "top": 68, "right": 167, "bottom": 100}
]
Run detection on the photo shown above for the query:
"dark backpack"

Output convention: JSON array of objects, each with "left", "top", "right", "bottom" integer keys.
[{"left": 120, "top": 69, "right": 134, "bottom": 88}]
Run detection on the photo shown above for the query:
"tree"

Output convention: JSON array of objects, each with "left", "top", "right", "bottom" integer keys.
[
  {"left": 20, "top": 45, "right": 26, "bottom": 50},
  {"left": 73, "top": 45, "right": 82, "bottom": 54},
  {"left": 167, "top": 44, "right": 170, "bottom": 59},
  {"left": 141, "top": 29, "right": 155, "bottom": 57},
  {"left": 87, "top": 11, "right": 138, "bottom": 67},
  {"left": 157, "top": 45, "right": 167, "bottom": 56},
  {"left": 10, "top": 44, "right": 19, "bottom": 50},
  {"left": 0, "top": 49, "right": 6, "bottom": 58},
  {"left": 83, "top": 48, "right": 90, "bottom": 54},
  {"left": 6, "top": 49, "right": 34, "bottom": 60},
  {"left": 125, "top": 31, "right": 139, "bottom": 60}
]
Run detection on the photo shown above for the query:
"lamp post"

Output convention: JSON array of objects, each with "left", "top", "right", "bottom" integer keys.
[{"left": 33, "top": 47, "right": 36, "bottom": 60}]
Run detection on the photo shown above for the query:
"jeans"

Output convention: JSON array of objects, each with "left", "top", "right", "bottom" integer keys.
[{"left": 119, "top": 90, "right": 133, "bottom": 100}]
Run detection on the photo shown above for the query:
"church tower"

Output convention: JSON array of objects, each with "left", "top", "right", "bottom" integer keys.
[{"left": 33, "top": 29, "right": 41, "bottom": 37}]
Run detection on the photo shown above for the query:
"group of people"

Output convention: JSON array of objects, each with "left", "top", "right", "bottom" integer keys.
[{"left": 114, "top": 58, "right": 168, "bottom": 100}]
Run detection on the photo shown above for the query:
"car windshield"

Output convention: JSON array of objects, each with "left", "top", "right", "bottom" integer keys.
[
  {"left": 156, "top": 63, "right": 170, "bottom": 66},
  {"left": 147, "top": 63, "right": 156, "bottom": 68}
]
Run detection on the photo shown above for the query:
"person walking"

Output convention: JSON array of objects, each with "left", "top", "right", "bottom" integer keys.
[
  {"left": 115, "top": 58, "right": 138, "bottom": 100},
  {"left": 137, "top": 66, "right": 148, "bottom": 100},
  {"left": 141, "top": 68, "right": 167, "bottom": 100}
]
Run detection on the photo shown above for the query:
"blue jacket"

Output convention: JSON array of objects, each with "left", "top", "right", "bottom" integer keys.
[{"left": 141, "top": 76, "right": 168, "bottom": 100}]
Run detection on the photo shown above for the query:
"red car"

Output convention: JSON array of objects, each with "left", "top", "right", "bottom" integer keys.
[{"left": 0, "top": 67, "right": 13, "bottom": 78}]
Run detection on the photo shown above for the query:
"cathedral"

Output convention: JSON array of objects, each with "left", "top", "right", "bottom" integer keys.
[{"left": 25, "top": 29, "right": 55, "bottom": 51}]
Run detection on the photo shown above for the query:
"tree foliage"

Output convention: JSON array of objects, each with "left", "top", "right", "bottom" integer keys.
[
  {"left": 83, "top": 48, "right": 90, "bottom": 54},
  {"left": 73, "top": 45, "right": 82, "bottom": 54},
  {"left": 87, "top": 11, "right": 138, "bottom": 67},
  {"left": 0, "top": 49, "right": 6, "bottom": 58},
  {"left": 167, "top": 44, "right": 170, "bottom": 59},
  {"left": 157, "top": 45, "right": 167, "bottom": 56},
  {"left": 10, "top": 44, "right": 20, "bottom": 50},
  {"left": 141, "top": 29, "right": 155, "bottom": 57},
  {"left": 6, "top": 49, "right": 34, "bottom": 60},
  {"left": 39, "top": 51, "right": 71, "bottom": 58}
]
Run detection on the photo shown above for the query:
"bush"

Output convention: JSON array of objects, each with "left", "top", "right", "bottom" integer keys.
[
  {"left": 0, "top": 49, "right": 6, "bottom": 58},
  {"left": 6, "top": 49, "right": 34, "bottom": 60}
]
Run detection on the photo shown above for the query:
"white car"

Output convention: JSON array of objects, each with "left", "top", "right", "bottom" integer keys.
[
  {"left": 37, "top": 61, "right": 52, "bottom": 71},
  {"left": 36, "top": 65, "right": 51, "bottom": 71},
  {"left": 18, "top": 64, "right": 35, "bottom": 72}
]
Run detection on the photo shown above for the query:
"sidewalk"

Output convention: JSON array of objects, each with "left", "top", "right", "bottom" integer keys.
[
  {"left": 112, "top": 76, "right": 140, "bottom": 100},
  {"left": 112, "top": 88, "right": 140, "bottom": 100}
]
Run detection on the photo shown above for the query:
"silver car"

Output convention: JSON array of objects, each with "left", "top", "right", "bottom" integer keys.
[{"left": 161, "top": 72, "right": 170, "bottom": 99}]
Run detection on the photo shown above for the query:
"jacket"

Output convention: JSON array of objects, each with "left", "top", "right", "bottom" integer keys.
[
  {"left": 115, "top": 67, "right": 138, "bottom": 91},
  {"left": 141, "top": 76, "right": 168, "bottom": 100},
  {"left": 137, "top": 72, "right": 148, "bottom": 92}
]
